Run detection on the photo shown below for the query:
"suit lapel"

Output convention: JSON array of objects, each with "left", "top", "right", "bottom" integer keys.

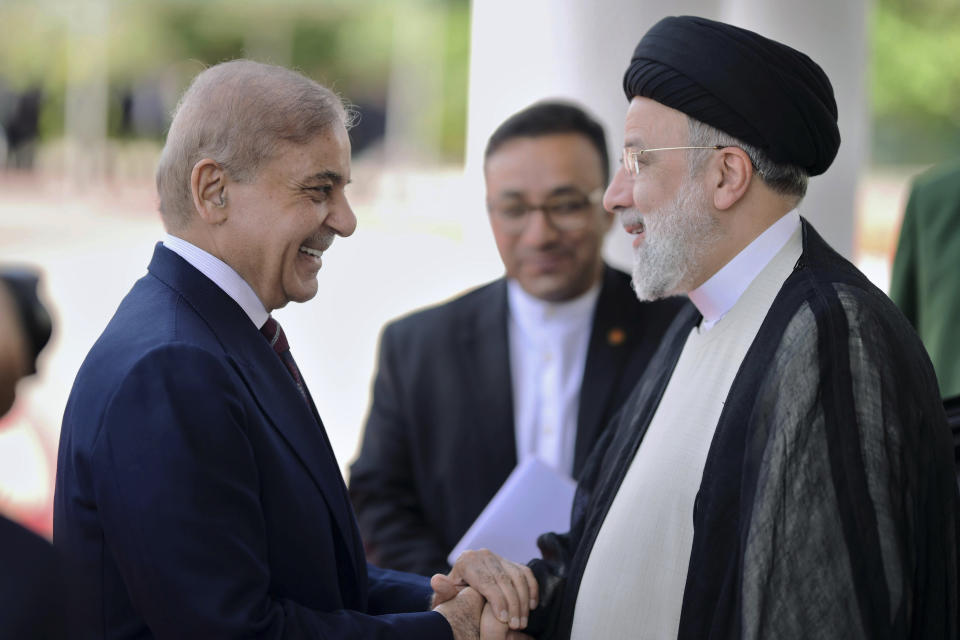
[
  {"left": 459, "top": 280, "right": 517, "bottom": 476},
  {"left": 574, "top": 266, "right": 634, "bottom": 476},
  {"left": 147, "top": 245, "right": 365, "bottom": 583},
  {"left": 233, "top": 353, "right": 364, "bottom": 556}
]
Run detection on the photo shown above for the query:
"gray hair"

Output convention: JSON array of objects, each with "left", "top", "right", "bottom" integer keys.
[
  {"left": 156, "top": 59, "right": 357, "bottom": 228},
  {"left": 686, "top": 117, "right": 808, "bottom": 199}
]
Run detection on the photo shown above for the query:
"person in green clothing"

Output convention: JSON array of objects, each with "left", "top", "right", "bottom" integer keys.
[{"left": 890, "top": 158, "right": 960, "bottom": 399}]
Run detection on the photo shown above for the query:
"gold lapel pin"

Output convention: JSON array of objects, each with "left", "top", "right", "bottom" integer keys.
[{"left": 607, "top": 327, "right": 625, "bottom": 346}]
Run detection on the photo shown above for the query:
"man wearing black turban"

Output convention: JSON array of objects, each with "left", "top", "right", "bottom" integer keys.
[{"left": 433, "top": 15, "right": 958, "bottom": 640}]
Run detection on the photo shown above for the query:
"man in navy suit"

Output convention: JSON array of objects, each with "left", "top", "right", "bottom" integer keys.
[
  {"left": 53, "top": 59, "right": 495, "bottom": 639},
  {"left": 349, "top": 102, "right": 685, "bottom": 578}
]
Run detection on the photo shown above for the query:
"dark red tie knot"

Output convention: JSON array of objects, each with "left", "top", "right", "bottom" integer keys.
[{"left": 260, "top": 316, "right": 290, "bottom": 354}]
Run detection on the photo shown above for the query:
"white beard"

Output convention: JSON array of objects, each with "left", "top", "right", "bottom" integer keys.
[{"left": 626, "top": 177, "right": 721, "bottom": 301}]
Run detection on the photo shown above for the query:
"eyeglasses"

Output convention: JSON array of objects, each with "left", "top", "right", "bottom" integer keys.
[
  {"left": 621, "top": 145, "right": 723, "bottom": 177},
  {"left": 488, "top": 188, "right": 604, "bottom": 234}
]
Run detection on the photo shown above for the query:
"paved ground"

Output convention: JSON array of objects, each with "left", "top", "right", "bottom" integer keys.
[{"left": 0, "top": 165, "right": 922, "bottom": 537}]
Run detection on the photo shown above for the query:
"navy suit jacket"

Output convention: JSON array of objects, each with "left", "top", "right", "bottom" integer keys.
[
  {"left": 0, "top": 514, "right": 66, "bottom": 639},
  {"left": 349, "top": 266, "right": 687, "bottom": 575},
  {"left": 54, "top": 244, "right": 451, "bottom": 639}
]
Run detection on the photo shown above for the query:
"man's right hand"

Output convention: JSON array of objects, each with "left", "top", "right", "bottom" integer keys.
[
  {"left": 431, "top": 549, "right": 539, "bottom": 631},
  {"left": 481, "top": 601, "right": 534, "bottom": 640},
  {"left": 433, "top": 585, "right": 483, "bottom": 640}
]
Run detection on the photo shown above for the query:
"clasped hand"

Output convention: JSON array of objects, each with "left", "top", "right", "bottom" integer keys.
[{"left": 431, "top": 549, "right": 538, "bottom": 640}]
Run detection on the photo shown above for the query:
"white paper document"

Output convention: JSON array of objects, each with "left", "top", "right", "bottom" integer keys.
[{"left": 447, "top": 457, "right": 577, "bottom": 566}]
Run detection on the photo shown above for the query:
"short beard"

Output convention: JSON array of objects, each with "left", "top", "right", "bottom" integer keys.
[{"left": 627, "top": 176, "right": 721, "bottom": 301}]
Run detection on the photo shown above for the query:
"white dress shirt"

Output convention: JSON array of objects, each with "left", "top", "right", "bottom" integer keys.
[
  {"left": 506, "top": 280, "right": 600, "bottom": 475},
  {"left": 689, "top": 208, "right": 801, "bottom": 330},
  {"left": 162, "top": 234, "right": 269, "bottom": 329}
]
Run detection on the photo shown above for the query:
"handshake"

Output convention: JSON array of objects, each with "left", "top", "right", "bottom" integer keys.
[{"left": 430, "top": 549, "right": 538, "bottom": 640}]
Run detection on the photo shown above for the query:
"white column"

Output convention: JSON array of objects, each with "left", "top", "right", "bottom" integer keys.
[
  {"left": 384, "top": 0, "right": 448, "bottom": 166},
  {"left": 466, "top": 0, "right": 866, "bottom": 262},
  {"left": 63, "top": 0, "right": 110, "bottom": 186},
  {"left": 720, "top": 0, "right": 868, "bottom": 256},
  {"left": 467, "top": 0, "right": 719, "bottom": 173}
]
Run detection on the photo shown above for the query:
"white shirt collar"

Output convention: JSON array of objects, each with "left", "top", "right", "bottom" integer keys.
[
  {"left": 507, "top": 278, "right": 601, "bottom": 340},
  {"left": 688, "top": 209, "right": 801, "bottom": 330},
  {"left": 162, "top": 234, "right": 270, "bottom": 329}
]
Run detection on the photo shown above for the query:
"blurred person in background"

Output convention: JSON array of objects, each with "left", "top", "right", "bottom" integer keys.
[
  {"left": 0, "top": 268, "right": 64, "bottom": 639},
  {"left": 53, "top": 59, "right": 521, "bottom": 640},
  {"left": 349, "top": 101, "right": 685, "bottom": 577},
  {"left": 890, "top": 157, "right": 960, "bottom": 400},
  {"left": 0, "top": 86, "right": 42, "bottom": 170}
]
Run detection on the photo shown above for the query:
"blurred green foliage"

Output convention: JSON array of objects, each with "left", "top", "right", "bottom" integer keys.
[
  {"left": 10, "top": 0, "right": 958, "bottom": 167},
  {"left": 872, "top": 0, "right": 960, "bottom": 165},
  {"left": 0, "top": 0, "right": 470, "bottom": 161}
]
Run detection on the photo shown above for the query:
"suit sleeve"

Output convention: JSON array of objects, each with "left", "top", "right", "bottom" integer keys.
[
  {"left": 349, "top": 323, "right": 451, "bottom": 576},
  {"left": 366, "top": 564, "right": 434, "bottom": 614},
  {"left": 0, "top": 516, "right": 67, "bottom": 640},
  {"left": 92, "top": 344, "right": 451, "bottom": 640},
  {"left": 890, "top": 182, "right": 920, "bottom": 328}
]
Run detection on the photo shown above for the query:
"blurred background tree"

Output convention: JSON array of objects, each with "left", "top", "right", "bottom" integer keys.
[
  {"left": 0, "top": 0, "right": 471, "bottom": 171},
  {"left": 3, "top": 0, "right": 958, "bottom": 169},
  {"left": 871, "top": 0, "right": 960, "bottom": 165}
]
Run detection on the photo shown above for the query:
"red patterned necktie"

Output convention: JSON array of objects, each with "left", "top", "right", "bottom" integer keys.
[{"left": 260, "top": 316, "right": 308, "bottom": 403}]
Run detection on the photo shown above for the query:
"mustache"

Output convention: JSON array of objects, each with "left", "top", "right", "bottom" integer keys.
[
  {"left": 307, "top": 229, "right": 336, "bottom": 252},
  {"left": 619, "top": 209, "right": 645, "bottom": 227},
  {"left": 515, "top": 244, "right": 569, "bottom": 259}
]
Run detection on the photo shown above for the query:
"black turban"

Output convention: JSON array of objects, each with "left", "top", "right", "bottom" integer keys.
[{"left": 623, "top": 16, "right": 840, "bottom": 176}]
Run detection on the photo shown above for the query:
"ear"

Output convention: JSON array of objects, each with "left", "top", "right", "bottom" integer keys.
[
  {"left": 712, "top": 147, "right": 753, "bottom": 211},
  {"left": 190, "top": 158, "right": 228, "bottom": 225}
]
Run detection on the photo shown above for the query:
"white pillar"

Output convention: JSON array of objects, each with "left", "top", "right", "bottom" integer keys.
[
  {"left": 720, "top": 0, "right": 868, "bottom": 256},
  {"left": 466, "top": 0, "right": 866, "bottom": 262},
  {"left": 467, "top": 0, "right": 719, "bottom": 174},
  {"left": 384, "top": 0, "right": 448, "bottom": 166},
  {"left": 63, "top": 0, "right": 110, "bottom": 186}
]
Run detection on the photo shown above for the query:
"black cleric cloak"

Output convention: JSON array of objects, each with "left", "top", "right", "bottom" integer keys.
[{"left": 528, "top": 219, "right": 958, "bottom": 639}]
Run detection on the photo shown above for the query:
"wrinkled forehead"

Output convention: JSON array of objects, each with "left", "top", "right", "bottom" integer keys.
[
  {"left": 622, "top": 96, "right": 689, "bottom": 148},
  {"left": 263, "top": 124, "right": 353, "bottom": 183}
]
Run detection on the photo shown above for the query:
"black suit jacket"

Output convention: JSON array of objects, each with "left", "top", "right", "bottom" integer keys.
[
  {"left": 0, "top": 514, "right": 66, "bottom": 639},
  {"left": 349, "top": 265, "right": 687, "bottom": 575}
]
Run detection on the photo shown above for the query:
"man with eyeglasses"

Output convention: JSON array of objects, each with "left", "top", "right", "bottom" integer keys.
[
  {"left": 434, "top": 16, "right": 958, "bottom": 640},
  {"left": 349, "top": 101, "right": 685, "bottom": 586}
]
